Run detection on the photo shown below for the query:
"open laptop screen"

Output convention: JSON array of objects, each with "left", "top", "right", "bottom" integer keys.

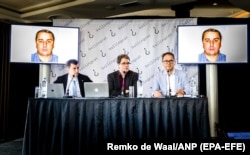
[{"left": 84, "top": 82, "right": 109, "bottom": 98}]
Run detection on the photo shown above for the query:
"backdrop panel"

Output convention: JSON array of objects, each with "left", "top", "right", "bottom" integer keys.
[{"left": 50, "top": 18, "right": 198, "bottom": 97}]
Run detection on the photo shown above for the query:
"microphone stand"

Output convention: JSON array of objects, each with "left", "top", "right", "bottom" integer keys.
[
  {"left": 63, "top": 75, "right": 75, "bottom": 98},
  {"left": 167, "top": 70, "right": 172, "bottom": 97}
]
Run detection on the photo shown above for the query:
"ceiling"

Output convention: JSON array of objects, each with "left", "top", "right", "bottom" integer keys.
[{"left": 0, "top": 0, "right": 249, "bottom": 23}]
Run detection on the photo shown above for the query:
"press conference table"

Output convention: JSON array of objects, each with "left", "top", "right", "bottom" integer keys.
[{"left": 22, "top": 97, "right": 210, "bottom": 154}]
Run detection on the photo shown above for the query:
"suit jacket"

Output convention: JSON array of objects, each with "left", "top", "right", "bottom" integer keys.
[
  {"left": 107, "top": 70, "right": 138, "bottom": 97},
  {"left": 54, "top": 73, "right": 92, "bottom": 97}
]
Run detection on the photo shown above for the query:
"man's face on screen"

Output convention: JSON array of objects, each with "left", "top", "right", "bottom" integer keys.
[
  {"left": 202, "top": 31, "right": 221, "bottom": 57},
  {"left": 36, "top": 32, "right": 54, "bottom": 57}
]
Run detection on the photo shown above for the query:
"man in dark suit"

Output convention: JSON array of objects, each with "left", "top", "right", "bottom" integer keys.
[
  {"left": 54, "top": 59, "right": 92, "bottom": 97},
  {"left": 107, "top": 54, "right": 138, "bottom": 97}
]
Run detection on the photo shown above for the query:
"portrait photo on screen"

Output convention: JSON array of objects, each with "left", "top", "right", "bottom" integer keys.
[
  {"left": 177, "top": 24, "right": 248, "bottom": 64},
  {"left": 10, "top": 24, "right": 79, "bottom": 64}
]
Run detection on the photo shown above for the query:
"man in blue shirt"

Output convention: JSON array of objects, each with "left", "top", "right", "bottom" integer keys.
[
  {"left": 152, "top": 52, "right": 190, "bottom": 97},
  {"left": 198, "top": 28, "right": 226, "bottom": 62},
  {"left": 31, "top": 29, "right": 58, "bottom": 63}
]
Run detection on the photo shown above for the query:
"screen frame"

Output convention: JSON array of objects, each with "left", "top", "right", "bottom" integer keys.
[
  {"left": 10, "top": 24, "right": 80, "bottom": 64},
  {"left": 177, "top": 24, "right": 248, "bottom": 64}
]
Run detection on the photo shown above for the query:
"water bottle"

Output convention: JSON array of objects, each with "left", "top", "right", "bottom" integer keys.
[
  {"left": 41, "top": 77, "right": 47, "bottom": 98},
  {"left": 137, "top": 75, "right": 143, "bottom": 98},
  {"left": 190, "top": 76, "right": 197, "bottom": 98}
]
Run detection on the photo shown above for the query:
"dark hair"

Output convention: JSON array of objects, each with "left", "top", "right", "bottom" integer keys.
[
  {"left": 162, "top": 52, "right": 175, "bottom": 60},
  {"left": 66, "top": 59, "right": 78, "bottom": 67},
  {"left": 202, "top": 28, "right": 222, "bottom": 41},
  {"left": 35, "top": 29, "right": 55, "bottom": 41},
  {"left": 117, "top": 54, "right": 130, "bottom": 64}
]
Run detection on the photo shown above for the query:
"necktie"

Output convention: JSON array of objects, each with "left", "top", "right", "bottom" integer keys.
[{"left": 72, "top": 80, "right": 77, "bottom": 97}]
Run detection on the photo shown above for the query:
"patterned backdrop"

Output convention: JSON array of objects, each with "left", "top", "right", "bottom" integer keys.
[{"left": 50, "top": 18, "right": 199, "bottom": 97}]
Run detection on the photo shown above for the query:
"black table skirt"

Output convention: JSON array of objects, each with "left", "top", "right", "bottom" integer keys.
[{"left": 22, "top": 97, "right": 210, "bottom": 154}]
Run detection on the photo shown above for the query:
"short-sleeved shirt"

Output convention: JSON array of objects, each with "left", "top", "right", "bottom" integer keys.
[
  {"left": 31, "top": 53, "right": 58, "bottom": 62},
  {"left": 198, "top": 53, "right": 226, "bottom": 62}
]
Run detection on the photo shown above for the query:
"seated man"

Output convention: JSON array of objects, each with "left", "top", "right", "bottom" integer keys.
[
  {"left": 152, "top": 52, "right": 190, "bottom": 97},
  {"left": 107, "top": 54, "right": 138, "bottom": 97},
  {"left": 54, "top": 59, "right": 92, "bottom": 97}
]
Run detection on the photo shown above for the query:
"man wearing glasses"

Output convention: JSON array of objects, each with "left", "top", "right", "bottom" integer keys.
[
  {"left": 152, "top": 52, "right": 190, "bottom": 97},
  {"left": 107, "top": 54, "right": 138, "bottom": 97}
]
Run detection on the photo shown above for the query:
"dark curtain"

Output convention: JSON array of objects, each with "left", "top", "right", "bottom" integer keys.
[
  {"left": 23, "top": 98, "right": 209, "bottom": 154},
  {"left": 0, "top": 21, "right": 11, "bottom": 142},
  {"left": 0, "top": 22, "right": 49, "bottom": 142}
]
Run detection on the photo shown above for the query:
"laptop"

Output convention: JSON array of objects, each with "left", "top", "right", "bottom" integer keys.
[
  {"left": 47, "top": 83, "right": 64, "bottom": 98},
  {"left": 84, "top": 82, "right": 109, "bottom": 98}
]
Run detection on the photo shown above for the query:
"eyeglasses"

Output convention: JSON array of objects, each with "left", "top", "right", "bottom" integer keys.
[
  {"left": 162, "top": 60, "right": 174, "bottom": 63},
  {"left": 120, "top": 62, "right": 131, "bottom": 65}
]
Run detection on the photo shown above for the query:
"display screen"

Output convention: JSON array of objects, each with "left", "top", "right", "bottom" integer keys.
[
  {"left": 10, "top": 24, "right": 79, "bottom": 64},
  {"left": 177, "top": 24, "right": 248, "bottom": 64}
]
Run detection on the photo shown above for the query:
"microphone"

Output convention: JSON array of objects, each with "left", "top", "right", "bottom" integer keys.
[
  {"left": 121, "top": 71, "right": 126, "bottom": 96},
  {"left": 167, "top": 70, "right": 172, "bottom": 97},
  {"left": 64, "top": 75, "right": 75, "bottom": 98}
]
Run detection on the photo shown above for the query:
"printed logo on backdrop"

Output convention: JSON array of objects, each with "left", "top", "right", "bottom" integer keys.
[{"left": 51, "top": 18, "right": 199, "bottom": 97}]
